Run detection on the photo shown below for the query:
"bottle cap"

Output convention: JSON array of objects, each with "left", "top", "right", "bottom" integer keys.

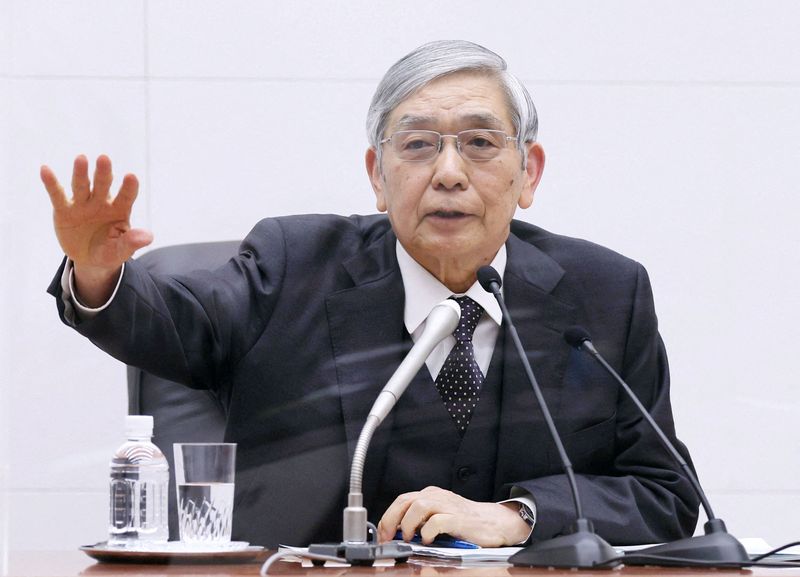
[{"left": 125, "top": 415, "right": 154, "bottom": 438}]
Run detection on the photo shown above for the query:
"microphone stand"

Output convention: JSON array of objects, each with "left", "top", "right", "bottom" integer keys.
[
  {"left": 308, "top": 300, "right": 461, "bottom": 566},
  {"left": 307, "top": 413, "right": 413, "bottom": 566},
  {"left": 478, "top": 267, "right": 619, "bottom": 569},
  {"left": 565, "top": 327, "right": 749, "bottom": 567}
]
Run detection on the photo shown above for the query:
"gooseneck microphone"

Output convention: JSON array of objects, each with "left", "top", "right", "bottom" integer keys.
[
  {"left": 477, "top": 266, "right": 619, "bottom": 569},
  {"left": 308, "top": 299, "right": 461, "bottom": 566},
  {"left": 563, "top": 326, "right": 749, "bottom": 567}
]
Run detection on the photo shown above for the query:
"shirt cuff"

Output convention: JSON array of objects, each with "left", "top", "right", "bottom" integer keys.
[
  {"left": 499, "top": 489, "right": 537, "bottom": 545},
  {"left": 61, "top": 258, "right": 125, "bottom": 322}
]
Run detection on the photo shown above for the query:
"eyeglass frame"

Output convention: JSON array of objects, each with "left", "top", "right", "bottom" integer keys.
[{"left": 378, "top": 129, "right": 518, "bottom": 163}]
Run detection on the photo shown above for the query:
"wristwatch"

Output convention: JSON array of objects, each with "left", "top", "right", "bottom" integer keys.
[{"left": 518, "top": 503, "right": 535, "bottom": 527}]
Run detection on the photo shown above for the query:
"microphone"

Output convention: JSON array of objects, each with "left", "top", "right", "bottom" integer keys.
[
  {"left": 477, "top": 266, "right": 619, "bottom": 569},
  {"left": 308, "top": 299, "right": 461, "bottom": 566},
  {"left": 359, "top": 298, "right": 462, "bottom": 425},
  {"left": 563, "top": 326, "right": 749, "bottom": 567}
]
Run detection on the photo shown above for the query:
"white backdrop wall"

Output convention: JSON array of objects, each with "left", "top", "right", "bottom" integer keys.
[{"left": 1, "top": 0, "right": 798, "bottom": 552}]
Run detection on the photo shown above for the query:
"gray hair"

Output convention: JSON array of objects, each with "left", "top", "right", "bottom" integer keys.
[{"left": 366, "top": 40, "right": 538, "bottom": 166}]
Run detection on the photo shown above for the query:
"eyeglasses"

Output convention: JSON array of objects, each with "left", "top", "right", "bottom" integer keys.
[{"left": 380, "top": 129, "right": 516, "bottom": 162}]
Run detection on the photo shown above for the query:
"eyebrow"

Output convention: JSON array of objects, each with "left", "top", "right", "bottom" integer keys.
[{"left": 393, "top": 113, "right": 507, "bottom": 131}]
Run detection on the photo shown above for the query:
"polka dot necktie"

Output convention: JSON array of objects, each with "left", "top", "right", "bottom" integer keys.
[{"left": 434, "top": 296, "right": 485, "bottom": 436}]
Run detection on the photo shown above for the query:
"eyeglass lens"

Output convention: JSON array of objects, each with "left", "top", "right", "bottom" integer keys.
[{"left": 389, "top": 130, "right": 510, "bottom": 161}]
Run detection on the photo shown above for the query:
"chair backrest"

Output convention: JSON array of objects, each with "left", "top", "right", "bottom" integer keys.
[{"left": 126, "top": 240, "right": 240, "bottom": 540}]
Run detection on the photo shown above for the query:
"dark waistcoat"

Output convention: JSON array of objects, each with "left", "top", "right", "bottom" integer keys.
[{"left": 370, "top": 331, "right": 506, "bottom": 521}]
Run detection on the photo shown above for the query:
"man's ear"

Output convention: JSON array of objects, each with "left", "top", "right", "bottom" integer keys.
[
  {"left": 365, "top": 148, "right": 387, "bottom": 212},
  {"left": 518, "top": 142, "right": 545, "bottom": 209}
]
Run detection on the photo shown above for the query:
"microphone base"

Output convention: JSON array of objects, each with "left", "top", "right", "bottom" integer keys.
[
  {"left": 307, "top": 541, "right": 412, "bottom": 567},
  {"left": 623, "top": 529, "right": 749, "bottom": 568},
  {"left": 509, "top": 519, "right": 620, "bottom": 569}
]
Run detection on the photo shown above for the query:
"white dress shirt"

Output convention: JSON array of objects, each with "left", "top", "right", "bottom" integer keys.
[
  {"left": 395, "top": 242, "right": 536, "bottom": 538},
  {"left": 396, "top": 242, "right": 505, "bottom": 380}
]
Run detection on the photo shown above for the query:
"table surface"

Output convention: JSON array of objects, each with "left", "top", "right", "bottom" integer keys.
[{"left": 5, "top": 550, "right": 800, "bottom": 577}]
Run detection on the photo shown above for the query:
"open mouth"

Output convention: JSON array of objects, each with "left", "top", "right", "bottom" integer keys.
[{"left": 429, "top": 210, "right": 469, "bottom": 219}]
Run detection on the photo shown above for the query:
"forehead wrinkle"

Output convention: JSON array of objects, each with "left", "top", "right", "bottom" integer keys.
[
  {"left": 461, "top": 113, "right": 506, "bottom": 130},
  {"left": 394, "top": 115, "right": 437, "bottom": 130},
  {"left": 393, "top": 112, "right": 507, "bottom": 132}
]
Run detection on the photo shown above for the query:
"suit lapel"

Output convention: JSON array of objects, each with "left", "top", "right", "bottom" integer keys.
[
  {"left": 326, "top": 228, "right": 578, "bottom": 501},
  {"left": 325, "top": 231, "right": 408, "bottom": 507},
  {"left": 496, "top": 233, "right": 577, "bottom": 486}
]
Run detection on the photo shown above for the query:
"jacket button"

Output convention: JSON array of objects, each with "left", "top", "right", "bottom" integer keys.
[{"left": 456, "top": 466, "right": 472, "bottom": 481}]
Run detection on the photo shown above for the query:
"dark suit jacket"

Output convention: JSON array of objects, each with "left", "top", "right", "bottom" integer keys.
[{"left": 50, "top": 214, "right": 699, "bottom": 546}]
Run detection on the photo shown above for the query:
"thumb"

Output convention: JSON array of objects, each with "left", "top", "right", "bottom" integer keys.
[{"left": 119, "top": 228, "right": 154, "bottom": 259}]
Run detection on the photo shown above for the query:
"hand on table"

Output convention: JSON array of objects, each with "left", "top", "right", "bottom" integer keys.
[{"left": 377, "top": 486, "right": 529, "bottom": 548}]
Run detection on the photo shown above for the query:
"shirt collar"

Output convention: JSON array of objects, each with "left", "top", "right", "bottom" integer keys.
[{"left": 396, "top": 242, "right": 506, "bottom": 335}]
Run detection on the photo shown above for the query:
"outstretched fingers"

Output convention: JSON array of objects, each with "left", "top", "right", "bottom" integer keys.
[
  {"left": 42, "top": 154, "right": 153, "bottom": 272},
  {"left": 111, "top": 173, "right": 140, "bottom": 212},
  {"left": 92, "top": 154, "right": 114, "bottom": 201},
  {"left": 43, "top": 155, "right": 140, "bottom": 213},
  {"left": 71, "top": 154, "right": 91, "bottom": 202},
  {"left": 40, "top": 165, "right": 69, "bottom": 210}
]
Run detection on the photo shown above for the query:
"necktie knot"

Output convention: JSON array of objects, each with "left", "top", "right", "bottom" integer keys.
[{"left": 452, "top": 296, "right": 482, "bottom": 343}]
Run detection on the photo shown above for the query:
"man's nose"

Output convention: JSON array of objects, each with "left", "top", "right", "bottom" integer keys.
[{"left": 432, "top": 136, "right": 468, "bottom": 191}]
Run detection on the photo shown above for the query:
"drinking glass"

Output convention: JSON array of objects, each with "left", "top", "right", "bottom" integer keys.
[{"left": 173, "top": 443, "right": 236, "bottom": 543}]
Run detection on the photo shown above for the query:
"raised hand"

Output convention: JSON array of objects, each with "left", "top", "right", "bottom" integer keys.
[{"left": 41, "top": 154, "right": 153, "bottom": 306}]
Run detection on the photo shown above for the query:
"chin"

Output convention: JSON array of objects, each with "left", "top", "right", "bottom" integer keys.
[{"left": 423, "top": 237, "right": 479, "bottom": 259}]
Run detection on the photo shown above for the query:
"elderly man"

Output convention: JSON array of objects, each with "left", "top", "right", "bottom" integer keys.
[{"left": 43, "top": 40, "right": 699, "bottom": 548}]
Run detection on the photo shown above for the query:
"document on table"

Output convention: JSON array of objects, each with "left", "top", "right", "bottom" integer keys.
[
  {"left": 737, "top": 538, "right": 800, "bottom": 558},
  {"left": 410, "top": 537, "right": 800, "bottom": 563},
  {"left": 407, "top": 543, "right": 523, "bottom": 562},
  {"left": 280, "top": 537, "right": 800, "bottom": 566},
  {"left": 278, "top": 543, "right": 523, "bottom": 564}
]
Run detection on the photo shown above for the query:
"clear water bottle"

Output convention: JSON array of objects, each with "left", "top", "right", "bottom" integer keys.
[{"left": 108, "top": 415, "right": 169, "bottom": 545}]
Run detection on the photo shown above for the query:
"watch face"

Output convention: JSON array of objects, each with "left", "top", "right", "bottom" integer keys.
[{"left": 519, "top": 505, "right": 534, "bottom": 526}]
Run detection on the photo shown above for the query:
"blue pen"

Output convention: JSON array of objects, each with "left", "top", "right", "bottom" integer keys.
[{"left": 393, "top": 530, "right": 479, "bottom": 549}]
